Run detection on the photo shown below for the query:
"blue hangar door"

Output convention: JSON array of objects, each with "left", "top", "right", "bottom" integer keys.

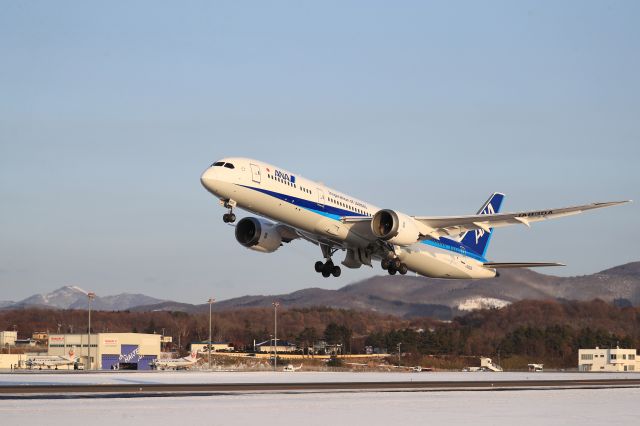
[
  {"left": 102, "top": 344, "right": 156, "bottom": 370},
  {"left": 101, "top": 354, "right": 119, "bottom": 370},
  {"left": 118, "top": 345, "right": 141, "bottom": 370}
]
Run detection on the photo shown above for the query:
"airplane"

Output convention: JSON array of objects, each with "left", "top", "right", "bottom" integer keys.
[
  {"left": 26, "top": 350, "right": 78, "bottom": 370},
  {"left": 283, "top": 363, "right": 303, "bottom": 372},
  {"left": 389, "top": 365, "right": 432, "bottom": 372},
  {"left": 200, "top": 157, "right": 630, "bottom": 279},
  {"left": 150, "top": 351, "right": 199, "bottom": 370}
]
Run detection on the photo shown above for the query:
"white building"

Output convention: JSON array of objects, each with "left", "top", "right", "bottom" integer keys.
[
  {"left": 578, "top": 347, "right": 638, "bottom": 372},
  {"left": 48, "top": 333, "right": 161, "bottom": 370},
  {"left": 255, "top": 339, "right": 297, "bottom": 353},
  {"left": 0, "top": 331, "right": 18, "bottom": 347},
  {"left": 190, "top": 342, "right": 234, "bottom": 353}
]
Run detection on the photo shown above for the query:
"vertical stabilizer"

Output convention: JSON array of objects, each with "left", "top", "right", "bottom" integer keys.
[{"left": 459, "top": 193, "right": 504, "bottom": 257}]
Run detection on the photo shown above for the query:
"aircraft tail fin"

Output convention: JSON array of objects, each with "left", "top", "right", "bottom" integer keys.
[{"left": 459, "top": 192, "right": 505, "bottom": 257}]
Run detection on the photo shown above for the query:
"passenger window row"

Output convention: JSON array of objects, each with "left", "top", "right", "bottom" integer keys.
[
  {"left": 267, "top": 174, "right": 296, "bottom": 188},
  {"left": 328, "top": 197, "right": 369, "bottom": 216},
  {"left": 267, "top": 174, "right": 315, "bottom": 195}
]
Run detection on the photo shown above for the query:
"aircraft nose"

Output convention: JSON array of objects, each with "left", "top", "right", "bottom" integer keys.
[{"left": 200, "top": 167, "right": 218, "bottom": 192}]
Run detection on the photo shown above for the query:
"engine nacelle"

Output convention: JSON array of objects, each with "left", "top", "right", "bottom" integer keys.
[
  {"left": 235, "top": 217, "right": 282, "bottom": 253},
  {"left": 371, "top": 209, "right": 421, "bottom": 246}
]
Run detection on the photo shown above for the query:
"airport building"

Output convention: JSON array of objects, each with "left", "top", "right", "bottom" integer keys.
[
  {"left": 255, "top": 339, "right": 297, "bottom": 353},
  {"left": 190, "top": 342, "right": 234, "bottom": 353},
  {"left": 578, "top": 347, "right": 638, "bottom": 372},
  {"left": 48, "top": 333, "right": 161, "bottom": 370},
  {"left": 0, "top": 331, "right": 18, "bottom": 347}
]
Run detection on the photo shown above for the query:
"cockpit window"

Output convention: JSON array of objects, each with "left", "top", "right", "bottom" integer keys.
[
  {"left": 224, "top": 163, "right": 235, "bottom": 169},
  {"left": 212, "top": 161, "right": 225, "bottom": 167}
]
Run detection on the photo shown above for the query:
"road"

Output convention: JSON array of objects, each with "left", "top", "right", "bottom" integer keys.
[{"left": 2, "top": 378, "right": 640, "bottom": 399}]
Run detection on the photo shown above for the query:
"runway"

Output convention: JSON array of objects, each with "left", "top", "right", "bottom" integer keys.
[{"left": 2, "top": 377, "right": 640, "bottom": 399}]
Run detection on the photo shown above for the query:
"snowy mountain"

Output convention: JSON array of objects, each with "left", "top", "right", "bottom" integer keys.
[
  {"left": 134, "top": 261, "right": 640, "bottom": 320},
  {"left": 18, "top": 286, "right": 89, "bottom": 309},
  {"left": 7, "top": 286, "right": 165, "bottom": 311},
  {"left": 5, "top": 261, "right": 640, "bottom": 319}
]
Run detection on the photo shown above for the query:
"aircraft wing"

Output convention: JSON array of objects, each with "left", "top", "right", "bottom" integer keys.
[
  {"left": 413, "top": 200, "right": 630, "bottom": 239},
  {"left": 341, "top": 200, "right": 629, "bottom": 241},
  {"left": 275, "top": 223, "right": 300, "bottom": 242}
]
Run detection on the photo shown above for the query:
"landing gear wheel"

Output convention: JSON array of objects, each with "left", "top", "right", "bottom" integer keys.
[
  {"left": 322, "top": 270, "right": 331, "bottom": 278},
  {"left": 399, "top": 263, "right": 408, "bottom": 275},
  {"left": 315, "top": 261, "right": 324, "bottom": 273},
  {"left": 322, "top": 260, "right": 334, "bottom": 275},
  {"left": 381, "top": 259, "right": 390, "bottom": 270},
  {"left": 392, "top": 258, "right": 402, "bottom": 270},
  {"left": 222, "top": 211, "right": 236, "bottom": 223},
  {"left": 388, "top": 266, "right": 397, "bottom": 275},
  {"left": 332, "top": 266, "right": 341, "bottom": 277}
]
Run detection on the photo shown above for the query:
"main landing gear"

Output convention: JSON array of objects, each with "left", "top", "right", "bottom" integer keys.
[
  {"left": 222, "top": 200, "right": 236, "bottom": 223},
  {"left": 381, "top": 258, "right": 408, "bottom": 276},
  {"left": 315, "top": 259, "right": 341, "bottom": 278},
  {"left": 315, "top": 244, "right": 341, "bottom": 278}
]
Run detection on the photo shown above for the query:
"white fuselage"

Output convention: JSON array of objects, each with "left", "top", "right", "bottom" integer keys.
[
  {"left": 200, "top": 157, "right": 496, "bottom": 279},
  {"left": 27, "top": 356, "right": 75, "bottom": 369},
  {"left": 152, "top": 357, "right": 197, "bottom": 370}
]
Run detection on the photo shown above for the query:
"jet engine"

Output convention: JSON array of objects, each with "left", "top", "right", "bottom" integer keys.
[
  {"left": 371, "top": 209, "right": 421, "bottom": 246},
  {"left": 235, "top": 217, "right": 283, "bottom": 253}
]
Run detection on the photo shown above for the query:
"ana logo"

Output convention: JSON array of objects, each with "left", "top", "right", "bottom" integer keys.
[
  {"left": 275, "top": 170, "right": 296, "bottom": 183},
  {"left": 474, "top": 203, "right": 495, "bottom": 244}
]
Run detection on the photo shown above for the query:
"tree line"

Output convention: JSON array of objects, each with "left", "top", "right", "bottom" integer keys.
[{"left": 2, "top": 299, "right": 638, "bottom": 367}]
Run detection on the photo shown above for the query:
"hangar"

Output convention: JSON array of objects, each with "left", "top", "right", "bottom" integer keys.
[{"left": 48, "top": 333, "right": 161, "bottom": 370}]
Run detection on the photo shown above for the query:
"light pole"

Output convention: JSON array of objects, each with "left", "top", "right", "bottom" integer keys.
[
  {"left": 272, "top": 301, "right": 280, "bottom": 371},
  {"left": 87, "top": 292, "right": 95, "bottom": 371},
  {"left": 208, "top": 297, "right": 215, "bottom": 371},
  {"left": 11, "top": 325, "right": 16, "bottom": 356},
  {"left": 397, "top": 342, "right": 402, "bottom": 368}
]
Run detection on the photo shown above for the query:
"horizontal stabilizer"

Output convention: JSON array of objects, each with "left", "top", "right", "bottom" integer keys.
[{"left": 483, "top": 262, "right": 565, "bottom": 269}]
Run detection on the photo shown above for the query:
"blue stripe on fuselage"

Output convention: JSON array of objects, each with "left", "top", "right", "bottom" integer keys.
[
  {"left": 238, "top": 184, "right": 488, "bottom": 262},
  {"left": 240, "top": 185, "right": 368, "bottom": 219}
]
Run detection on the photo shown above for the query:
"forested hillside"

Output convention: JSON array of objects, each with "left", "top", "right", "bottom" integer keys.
[{"left": 2, "top": 299, "right": 638, "bottom": 368}]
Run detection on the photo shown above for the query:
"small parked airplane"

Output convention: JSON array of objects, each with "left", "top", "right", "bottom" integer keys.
[
  {"left": 283, "top": 363, "right": 303, "bottom": 372},
  {"left": 150, "top": 352, "right": 199, "bottom": 370},
  {"left": 200, "top": 158, "right": 629, "bottom": 279},
  {"left": 26, "top": 350, "right": 78, "bottom": 370}
]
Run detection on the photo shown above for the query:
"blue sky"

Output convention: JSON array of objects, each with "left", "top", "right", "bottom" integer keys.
[{"left": 1, "top": 1, "right": 638, "bottom": 303}]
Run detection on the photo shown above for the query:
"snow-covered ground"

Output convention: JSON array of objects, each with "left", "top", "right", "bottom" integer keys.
[
  {"left": 1, "top": 388, "right": 638, "bottom": 425},
  {"left": 2, "top": 370, "right": 640, "bottom": 386},
  {"left": 457, "top": 296, "right": 511, "bottom": 311}
]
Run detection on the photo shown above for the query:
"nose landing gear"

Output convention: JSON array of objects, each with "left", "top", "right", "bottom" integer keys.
[
  {"left": 381, "top": 258, "right": 408, "bottom": 275},
  {"left": 221, "top": 199, "right": 236, "bottom": 223}
]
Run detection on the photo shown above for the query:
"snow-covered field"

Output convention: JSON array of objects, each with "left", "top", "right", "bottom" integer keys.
[
  {"left": 1, "top": 388, "right": 638, "bottom": 425},
  {"left": 1, "top": 370, "right": 640, "bottom": 386}
]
